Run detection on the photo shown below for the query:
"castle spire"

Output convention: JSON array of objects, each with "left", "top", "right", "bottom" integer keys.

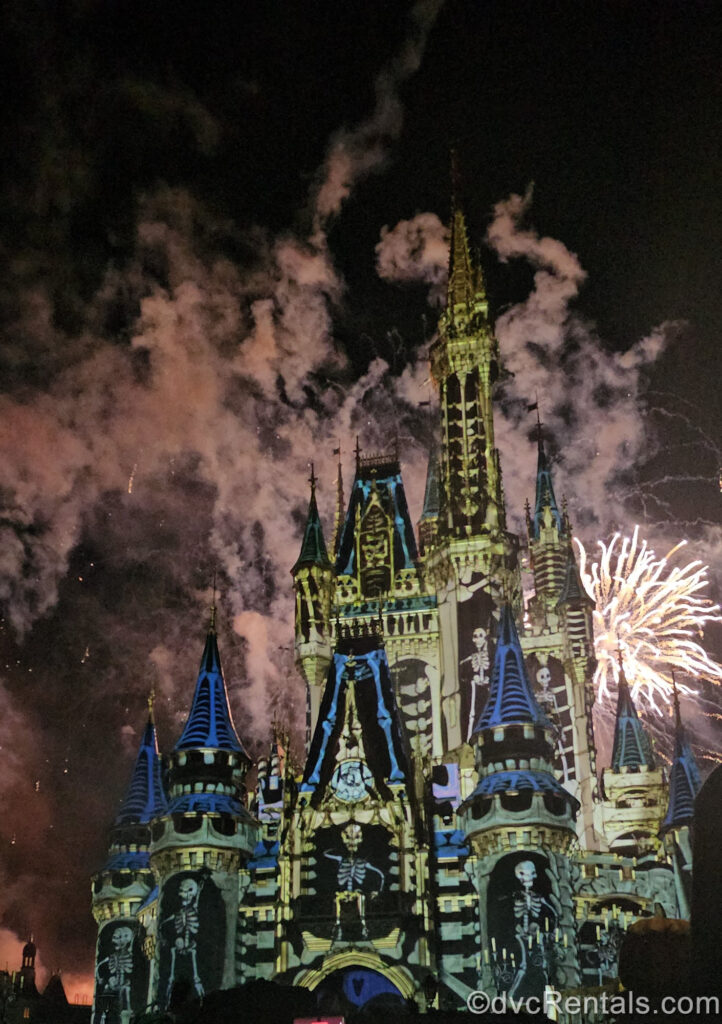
[
  {"left": 444, "top": 150, "right": 488, "bottom": 327},
  {"left": 292, "top": 464, "right": 331, "bottom": 573},
  {"left": 332, "top": 446, "right": 345, "bottom": 556},
  {"left": 529, "top": 420, "right": 563, "bottom": 541},
  {"left": 116, "top": 699, "right": 168, "bottom": 825},
  {"left": 430, "top": 162, "right": 503, "bottom": 541},
  {"left": 610, "top": 656, "right": 656, "bottom": 772},
  {"left": 175, "top": 624, "right": 247, "bottom": 754},
  {"left": 476, "top": 604, "right": 550, "bottom": 733},
  {"left": 661, "top": 677, "right": 701, "bottom": 832}
]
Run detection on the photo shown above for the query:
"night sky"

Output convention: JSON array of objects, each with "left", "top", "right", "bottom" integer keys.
[{"left": 0, "top": 0, "right": 720, "bottom": 995}]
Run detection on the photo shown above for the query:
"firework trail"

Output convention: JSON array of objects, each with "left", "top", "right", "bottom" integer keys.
[{"left": 575, "top": 527, "right": 722, "bottom": 713}]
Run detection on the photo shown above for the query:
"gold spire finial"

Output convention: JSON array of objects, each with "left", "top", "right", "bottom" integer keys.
[{"left": 147, "top": 686, "right": 156, "bottom": 721}]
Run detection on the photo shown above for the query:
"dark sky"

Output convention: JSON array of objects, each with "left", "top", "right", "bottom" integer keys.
[{"left": 0, "top": 0, "right": 720, "bottom": 992}]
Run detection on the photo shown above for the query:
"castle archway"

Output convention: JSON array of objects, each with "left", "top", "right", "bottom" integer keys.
[{"left": 295, "top": 953, "right": 415, "bottom": 1011}]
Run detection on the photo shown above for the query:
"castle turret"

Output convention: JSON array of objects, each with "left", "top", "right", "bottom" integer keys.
[
  {"left": 602, "top": 659, "right": 666, "bottom": 856},
  {"left": 292, "top": 468, "right": 334, "bottom": 746},
  {"left": 148, "top": 616, "right": 258, "bottom": 1008},
  {"left": 91, "top": 696, "right": 167, "bottom": 1023},
  {"left": 660, "top": 681, "right": 701, "bottom": 916},
  {"left": 460, "top": 604, "right": 580, "bottom": 998},
  {"left": 526, "top": 427, "right": 567, "bottom": 619},
  {"left": 19, "top": 938, "right": 37, "bottom": 996},
  {"left": 519, "top": 417, "right": 599, "bottom": 845}
]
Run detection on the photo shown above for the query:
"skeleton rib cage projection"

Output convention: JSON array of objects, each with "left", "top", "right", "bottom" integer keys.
[{"left": 90, "top": 192, "right": 705, "bottom": 1021}]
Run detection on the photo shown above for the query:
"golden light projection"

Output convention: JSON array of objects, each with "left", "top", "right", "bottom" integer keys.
[{"left": 575, "top": 527, "right": 722, "bottom": 712}]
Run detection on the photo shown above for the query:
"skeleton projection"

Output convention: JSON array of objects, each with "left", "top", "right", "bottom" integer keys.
[
  {"left": 96, "top": 924, "right": 134, "bottom": 1016},
  {"left": 535, "top": 664, "right": 570, "bottom": 782},
  {"left": 508, "top": 859, "right": 557, "bottom": 999},
  {"left": 163, "top": 877, "right": 205, "bottom": 1002},
  {"left": 461, "top": 626, "right": 490, "bottom": 740},
  {"left": 324, "top": 822, "right": 385, "bottom": 941}
]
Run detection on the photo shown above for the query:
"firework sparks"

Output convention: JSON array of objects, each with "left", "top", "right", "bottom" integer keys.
[{"left": 575, "top": 527, "right": 722, "bottom": 712}]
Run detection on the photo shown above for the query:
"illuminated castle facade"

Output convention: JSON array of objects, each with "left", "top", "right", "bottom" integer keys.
[{"left": 91, "top": 200, "right": 702, "bottom": 1021}]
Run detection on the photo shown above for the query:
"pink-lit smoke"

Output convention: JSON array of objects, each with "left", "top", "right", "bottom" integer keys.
[{"left": 0, "top": 0, "right": 443, "bottom": 983}]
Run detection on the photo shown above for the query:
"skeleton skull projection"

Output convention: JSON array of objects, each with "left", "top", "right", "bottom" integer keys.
[
  {"left": 515, "top": 860, "right": 537, "bottom": 890},
  {"left": 472, "top": 627, "right": 488, "bottom": 650},
  {"left": 179, "top": 878, "right": 199, "bottom": 904},
  {"left": 112, "top": 926, "right": 134, "bottom": 951},
  {"left": 342, "top": 822, "right": 363, "bottom": 853},
  {"left": 536, "top": 666, "right": 552, "bottom": 688}
]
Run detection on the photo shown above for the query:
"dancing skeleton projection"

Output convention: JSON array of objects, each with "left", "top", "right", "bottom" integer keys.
[
  {"left": 324, "top": 823, "right": 385, "bottom": 941},
  {"left": 163, "top": 877, "right": 205, "bottom": 1002},
  {"left": 508, "top": 860, "right": 557, "bottom": 999},
  {"left": 535, "top": 665, "right": 570, "bottom": 782},
  {"left": 95, "top": 925, "right": 134, "bottom": 1018},
  {"left": 461, "top": 626, "right": 490, "bottom": 740}
]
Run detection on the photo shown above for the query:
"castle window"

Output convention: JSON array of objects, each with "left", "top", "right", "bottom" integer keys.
[
  {"left": 543, "top": 793, "right": 567, "bottom": 816},
  {"left": 175, "top": 814, "right": 203, "bottom": 834},
  {"left": 500, "top": 790, "right": 533, "bottom": 813}
]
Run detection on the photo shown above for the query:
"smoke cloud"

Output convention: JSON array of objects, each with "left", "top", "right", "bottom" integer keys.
[
  {"left": 313, "top": 0, "right": 444, "bottom": 225},
  {"left": 376, "top": 212, "right": 450, "bottom": 305},
  {"left": 0, "top": 1, "right": 443, "bottom": 984}
]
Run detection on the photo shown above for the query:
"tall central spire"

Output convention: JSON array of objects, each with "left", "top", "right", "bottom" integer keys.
[{"left": 429, "top": 160, "right": 504, "bottom": 540}]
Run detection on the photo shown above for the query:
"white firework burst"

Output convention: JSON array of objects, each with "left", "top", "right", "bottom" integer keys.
[{"left": 575, "top": 527, "right": 722, "bottom": 713}]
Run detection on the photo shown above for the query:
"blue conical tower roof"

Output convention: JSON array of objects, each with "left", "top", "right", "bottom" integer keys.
[
  {"left": 115, "top": 701, "right": 168, "bottom": 825},
  {"left": 476, "top": 605, "right": 551, "bottom": 732},
  {"left": 292, "top": 472, "right": 331, "bottom": 573},
  {"left": 531, "top": 435, "right": 563, "bottom": 540},
  {"left": 557, "top": 548, "right": 595, "bottom": 608},
  {"left": 661, "top": 687, "right": 701, "bottom": 832},
  {"left": 610, "top": 663, "right": 656, "bottom": 771},
  {"left": 175, "top": 627, "right": 247, "bottom": 755}
]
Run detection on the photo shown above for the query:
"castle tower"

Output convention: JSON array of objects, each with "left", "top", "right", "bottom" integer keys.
[
  {"left": 521, "top": 430, "right": 598, "bottom": 847},
  {"left": 19, "top": 938, "right": 38, "bottom": 995},
  {"left": 275, "top": 622, "right": 435, "bottom": 1012},
  {"left": 91, "top": 697, "right": 167, "bottom": 1023},
  {"left": 459, "top": 604, "right": 580, "bottom": 1000},
  {"left": 602, "top": 660, "right": 666, "bottom": 856},
  {"left": 334, "top": 450, "right": 440, "bottom": 759},
  {"left": 292, "top": 468, "right": 334, "bottom": 746},
  {"left": 430, "top": 195, "right": 505, "bottom": 541},
  {"left": 423, "top": 189, "right": 520, "bottom": 753},
  {"left": 148, "top": 618, "right": 258, "bottom": 1008},
  {"left": 660, "top": 682, "right": 701, "bottom": 917},
  {"left": 525, "top": 428, "right": 567, "bottom": 620}
]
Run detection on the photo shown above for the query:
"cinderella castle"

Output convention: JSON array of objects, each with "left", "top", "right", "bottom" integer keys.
[{"left": 90, "top": 196, "right": 703, "bottom": 1021}]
